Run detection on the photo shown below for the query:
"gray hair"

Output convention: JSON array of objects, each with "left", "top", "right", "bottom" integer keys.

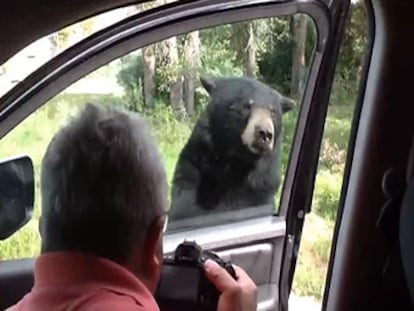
[{"left": 40, "top": 103, "right": 167, "bottom": 263}]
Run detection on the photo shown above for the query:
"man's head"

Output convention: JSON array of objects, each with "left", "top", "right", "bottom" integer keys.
[{"left": 40, "top": 103, "right": 167, "bottom": 291}]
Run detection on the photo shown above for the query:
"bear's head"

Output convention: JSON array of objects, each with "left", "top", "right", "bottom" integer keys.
[{"left": 200, "top": 75, "right": 295, "bottom": 159}]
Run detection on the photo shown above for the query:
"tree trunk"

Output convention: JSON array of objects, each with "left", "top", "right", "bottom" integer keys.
[
  {"left": 291, "top": 15, "right": 308, "bottom": 98},
  {"left": 142, "top": 45, "right": 156, "bottom": 108},
  {"left": 244, "top": 23, "right": 257, "bottom": 78},
  {"left": 183, "top": 31, "right": 200, "bottom": 117},
  {"left": 159, "top": 0, "right": 184, "bottom": 119},
  {"left": 164, "top": 36, "right": 185, "bottom": 119}
]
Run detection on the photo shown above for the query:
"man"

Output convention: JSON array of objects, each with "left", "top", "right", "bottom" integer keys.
[{"left": 8, "top": 103, "right": 257, "bottom": 311}]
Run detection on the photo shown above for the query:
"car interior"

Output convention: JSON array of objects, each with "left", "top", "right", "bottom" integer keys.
[{"left": 0, "top": 0, "right": 414, "bottom": 311}]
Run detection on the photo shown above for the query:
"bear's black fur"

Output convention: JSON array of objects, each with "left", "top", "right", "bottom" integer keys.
[{"left": 169, "top": 76, "right": 295, "bottom": 222}]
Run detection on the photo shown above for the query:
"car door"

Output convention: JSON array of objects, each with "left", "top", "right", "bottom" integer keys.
[{"left": 0, "top": 0, "right": 351, "bottom": 310}]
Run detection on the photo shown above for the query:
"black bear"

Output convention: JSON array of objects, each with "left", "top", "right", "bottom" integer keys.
[{"left": 169, "top": 75, "right": 295, "bottom": 223}]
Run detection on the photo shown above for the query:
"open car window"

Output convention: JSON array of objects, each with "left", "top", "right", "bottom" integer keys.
[{"left": 0, "top": 6, "right": 322, "bottom": 247}]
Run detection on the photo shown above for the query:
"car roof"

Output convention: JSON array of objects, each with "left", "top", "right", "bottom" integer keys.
[{"left": 0, "top": 0, "right": 151, "bottom": 65}]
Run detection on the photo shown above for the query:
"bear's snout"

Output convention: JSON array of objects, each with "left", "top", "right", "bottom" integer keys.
[
  {"left": 255, "top": 124, "right": 274, "bottom": 147},
  {"left": 241, "top": 107, "right": 274, "bottom": 154}
]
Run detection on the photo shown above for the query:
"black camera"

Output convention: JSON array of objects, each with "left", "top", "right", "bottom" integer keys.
[{"left": 155, "top": 241, "right": 237, "bottom": 311}]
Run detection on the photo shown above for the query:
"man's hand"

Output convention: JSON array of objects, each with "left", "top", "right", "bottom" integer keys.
[{"left": 204, "top": 259, "right": 257, "bottom": 311}]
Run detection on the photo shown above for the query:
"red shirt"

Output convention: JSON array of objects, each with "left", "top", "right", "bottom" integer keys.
[{"left": 7, "top": 252, "right": 160, "bottom": 311}]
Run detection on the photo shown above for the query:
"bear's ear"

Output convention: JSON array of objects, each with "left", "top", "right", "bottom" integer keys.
[
  {"left": 200, "top": 75, "right": 217, "bottom": 94},
  {"left": 280, "top": 96, "right": 296, "bottom": 113}
]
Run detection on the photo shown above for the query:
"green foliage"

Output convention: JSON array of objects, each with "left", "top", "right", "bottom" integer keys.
[
  {"left": 336, "top": 2, "right": 368, "bottom": 81},
  {"left": 257, "top": 17, "right": 296, "bottom": 94},
  {"left": 199, "top": 24, "right": 243, "bottom": 77},
  {"left": 273, "top": 107, "right": 298, "bottom": 208},
  {"left": 312, "top": 169, "right": 342, "bottom": 222},
  {"left": 116, "top": 14, "right": 324, "bottom": 113},
  {"left": 154, "top": 41, "right": 179, "bottom": 95},
  {"left": 281, "top": 109, "right": 299, "bottom": 172},
  {"left": 257, "top": 15, "right": 316, "bottom": 96},
  {"left": 143, "top": 101, "right": 192, "bottom": 203},
  {"left": 117, "top": 54, "right": 145, "bottom": 111}
]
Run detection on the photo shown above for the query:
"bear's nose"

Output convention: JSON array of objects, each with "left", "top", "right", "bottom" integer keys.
[{"left": 256, "top": 127, "right": 273, "bottom": 143}]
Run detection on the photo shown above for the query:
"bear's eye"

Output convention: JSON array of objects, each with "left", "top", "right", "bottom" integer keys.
[
  {"left": 270, "top": 108, "right": 276, "bottom": 117},
  {"left": 243, "top": 102, "right": 252, "bottom": 110}
]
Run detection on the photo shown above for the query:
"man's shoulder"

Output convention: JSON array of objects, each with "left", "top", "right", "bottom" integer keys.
[{"left": 73, "top": 289, "right": 160, "bottom": 311}]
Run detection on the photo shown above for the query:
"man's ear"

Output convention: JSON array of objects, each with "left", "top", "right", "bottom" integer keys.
[
  {"left": 200, "top": 75, "right": 217, "bottom": 94},
  {"left": 140, "top": 216, "right": 165, "bottom": 291},
  {"left": 280, "top": 96, "right": 296, "bottom": 113}
]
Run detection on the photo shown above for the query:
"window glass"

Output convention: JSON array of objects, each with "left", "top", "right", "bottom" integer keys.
[
  {"left": 290, "top": 1, "right": 368, "bottom": 308},
  {"left": 0, "top": 13, "right": 317, "bottom": 259}
]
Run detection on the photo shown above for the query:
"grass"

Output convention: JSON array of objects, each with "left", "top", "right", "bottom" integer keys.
[
  {"left": 291, "top": 101, "right": 354, "bottom": 300},
  {"left": 292, "top": 212, "right": 335, "bottom": 299},
  {"left": 0, "top": 91, "right": 354, "bottom": 302}
]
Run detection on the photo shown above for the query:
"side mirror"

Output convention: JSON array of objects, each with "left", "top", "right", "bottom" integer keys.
[{"left": 0, "top": 156, "right": 34, "bottom": 240}]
